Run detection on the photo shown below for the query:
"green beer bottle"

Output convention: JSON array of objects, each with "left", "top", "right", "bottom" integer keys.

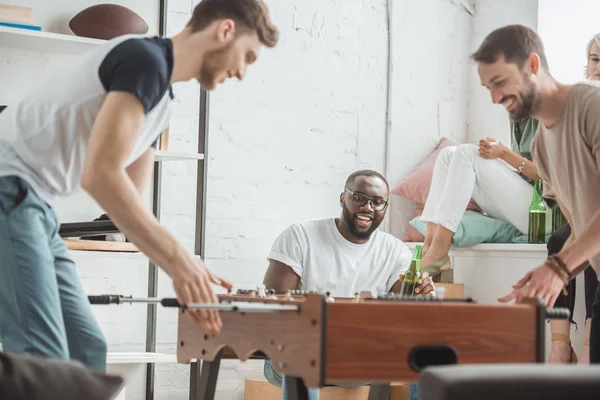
[
  {"left": 528, "top": 180, "right": 546, "bottom": 244},
  {"left": 400, "top": 245, "right": 423, "bottom": 296},
  {"left": 552, "top": 202, "right": 568, "bottom": 232}
]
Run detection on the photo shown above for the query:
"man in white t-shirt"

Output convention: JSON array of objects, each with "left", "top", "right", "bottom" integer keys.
[
  {"left": 261, "top": 169, "right": 434, "bottom": 399},
  {"left": 0, "top": 0, "right": 278, "bottom": 372}
]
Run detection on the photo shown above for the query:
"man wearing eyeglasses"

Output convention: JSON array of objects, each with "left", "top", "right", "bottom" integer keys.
[{"left": 261, "top": 169, "right": 434, "bottom": 400}]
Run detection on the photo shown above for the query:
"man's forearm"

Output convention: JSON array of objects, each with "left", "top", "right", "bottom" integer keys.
[
  {"left": 501, "top": 149, "right": 540, "bottom": 181},
  {"left": 82, "top": 167, "right": 185, "bottom": 277}
]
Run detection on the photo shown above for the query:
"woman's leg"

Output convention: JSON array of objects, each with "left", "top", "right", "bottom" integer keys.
[
  {"left": 421, "top": 144, "right": 537, "bottom": 272},
  {"left": 589, "top": 282, "right": 600, "bottom": 364},
  {"left": 422, "top": 146, "right": 456, "bottom": 256},
  {"left": 547, "top": 224, "right": 577, "bottom": 363},
  {"left": 580, "top": 266, "right": 598, "bottom": 364}
]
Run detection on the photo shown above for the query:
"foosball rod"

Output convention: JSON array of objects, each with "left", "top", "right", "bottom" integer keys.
[{"left": 87, "top": 295, "right": 300, "bottom": 313}]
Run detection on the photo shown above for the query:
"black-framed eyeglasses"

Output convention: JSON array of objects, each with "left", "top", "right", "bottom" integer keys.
[{"left": 344, "top": 188, "right": 388, "bottom": 211}]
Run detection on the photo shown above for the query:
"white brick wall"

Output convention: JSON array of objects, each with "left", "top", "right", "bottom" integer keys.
[
  {"left": 467, "top": 0, "right": 539, "bottom": 144},
  {"left": 386, "top": 0, "right": 475, "bottom": 239},
  {"left": 154, "top": 1, "right": 391, "bottom": 398}
]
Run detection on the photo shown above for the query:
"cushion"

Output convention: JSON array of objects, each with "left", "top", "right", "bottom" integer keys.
[
  {"left": 409, "top": 211, "right": 522, "bottom": 247},
  {"left": 0, "top": 351, "right": 124, "bottom": 400},
  {"left": 391, "top": 137, "right": 481, "bottom": 212},
  {"left": 511, "top": 234, "right": 550, "bottom": 244},
  {"left": 419, "top": 364, "right": 600, "bottom": 400},
  {"left": 402, "top": 206, "right": 425, "bottom": 242}
]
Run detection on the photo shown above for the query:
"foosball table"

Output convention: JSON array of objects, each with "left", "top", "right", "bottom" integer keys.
[{"left": 89, "top": 288, "right": 569, "bottom": 400}]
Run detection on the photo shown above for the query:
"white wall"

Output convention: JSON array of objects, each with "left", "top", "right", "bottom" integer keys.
[
  {"left": 199, "top": 1, "right": 391, "bottom": 397},
  {"left": 538, "top": 0, "right": 600, "bottom": 84},
  {"left": 386, "top": 0, "right": 474, "bottom": 238},
  {"left": 467, "top": 0, "right": 539, "bottom": 145}
]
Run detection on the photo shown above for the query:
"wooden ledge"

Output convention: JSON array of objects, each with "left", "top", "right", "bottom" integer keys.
[
  {"left": 404, "top": 242, "right": 547, "bottom": 253},
  {"left": 63, "top": 239, "right": 139, "bottom": 253}
]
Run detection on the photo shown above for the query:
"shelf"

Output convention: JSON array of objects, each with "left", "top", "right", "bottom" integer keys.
[
  {"left": 107, "top": 352, "right": 176, "bottom": 364},
  {"left": 64, "top": 239, "right": 139, "bottom": 253},
  {"left": 155, "top": 150, "right": 204, "bottom": 161},
  {"left": 404, "top": 242, "right": 548, "bottom": 253},
  {"left": 0, "top": 25, "right": 105, "bottom": 54}
]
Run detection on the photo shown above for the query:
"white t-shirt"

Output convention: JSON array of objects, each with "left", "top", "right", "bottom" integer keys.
[{"left": 267, "top": 218, "right": 413, "bottom": 297}]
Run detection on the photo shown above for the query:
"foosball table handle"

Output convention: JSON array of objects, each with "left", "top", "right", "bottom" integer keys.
[
  {"left": 545, "top": 307, "right": 570, "bottom": 320},
  {"left": 161, "top": 298, "right": 182, "bottom": 308},
  {"left": 88, "top": 295, "right": 129, "bottom": 305}
]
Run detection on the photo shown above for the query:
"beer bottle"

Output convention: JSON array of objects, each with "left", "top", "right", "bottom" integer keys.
[
  {"left": 552, "top": 202, "right": 568, "bottom": 232},
  {"left": 400, "top": 245, "right": 423, "bottom": 296},
  {"left": 528, "top": 180, "right": 546, "bottom": 244}
]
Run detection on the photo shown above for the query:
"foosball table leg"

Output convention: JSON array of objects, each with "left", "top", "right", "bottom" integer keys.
[
  {"left": 189, "top": 349, "right": 223, "bottom": 400},
  {"left": 283, "top": 375, "right": 310, "bottom": 400}
]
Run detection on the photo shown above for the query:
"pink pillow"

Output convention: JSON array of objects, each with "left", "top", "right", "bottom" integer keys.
[
  {"left": 401, "top": 206, "right": 425, "bottom": 242},
  {"left": 392, "top": 137, "right": 481, "bottom": 212}
]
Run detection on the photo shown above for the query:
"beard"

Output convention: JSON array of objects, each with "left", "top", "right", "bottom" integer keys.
[
  {"left": 508, "top": 76, "right": 538, "bottom": 121},
  {"left": 198, "top": 43, "right": 233, "bottom": 90},
  {"left": 341, "top": 203, "right": 383, "bottom": 240}
]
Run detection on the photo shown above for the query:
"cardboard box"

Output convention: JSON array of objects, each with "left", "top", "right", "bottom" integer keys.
[
  {"left": 244, "top": 379, "right": 410, "bottom": 400},
  {"left": 437, "top": 282, "right": 464, "bottom": 299}
]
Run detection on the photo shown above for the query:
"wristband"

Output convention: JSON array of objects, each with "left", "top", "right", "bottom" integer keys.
[
  {"left": 517, "top": 157, "right": 527, "bottom": 174},
  {"left": 546, "top": 256, "right": 570, "bottom": 296},
  {"left": 548, "top": 255, "right": 571, "bottom": 280}
]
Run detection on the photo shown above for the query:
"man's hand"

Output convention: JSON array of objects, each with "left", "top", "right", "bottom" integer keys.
[
  {"left": 396, "top": 272, "right": 436, "bottom": 296},
  {"left": 478, "top": 137, "right": 508, "bottom": 160},
  {"left": 497, "top": 262, "right": 566, "bottom": 307},
  {"left": 169, "top": 248, "right": 233, "bottom": 334}
]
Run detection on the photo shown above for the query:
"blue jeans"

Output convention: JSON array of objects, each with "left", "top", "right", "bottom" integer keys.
[
  {"left": 264, "top": 360, "right": 420, "bottom": 399},
  {"left": 0, "top": 176, "right": 107, "bottom": 371}
]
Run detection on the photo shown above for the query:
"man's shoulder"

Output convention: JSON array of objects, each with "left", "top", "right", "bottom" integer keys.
[
  {"left": 572, "top": 81, "right": 600, "bottom": 105},
  {"left": 103, "top": 35, "right": 171, "bottom": 70},
  {"left": 286, "top": 217, "right": 333, "bottom": 234},
  {"left": 371, "top": 229, "right": 409, "bottom": 250}
]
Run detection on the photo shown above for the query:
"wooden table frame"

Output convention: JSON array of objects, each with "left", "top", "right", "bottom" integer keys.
[{"left": 178, "top": 294, "right": 562, "bottom": 400}]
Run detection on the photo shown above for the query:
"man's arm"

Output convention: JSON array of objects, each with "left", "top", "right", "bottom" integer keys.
[
  {"left": 500, "top": 149, "right": 541, "bottom": 181},
  {"left": 263, "top": 260, "right": 300, "bottom": 293},
  {"left": 126, "top": 147, "right": 155, "bottom": 194},
  {"left": 81, "top": 91, "right": 230, "bottom": 334}
]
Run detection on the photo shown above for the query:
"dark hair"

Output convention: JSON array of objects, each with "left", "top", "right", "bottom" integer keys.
[
  {"left": 471, "top": 24, "right": 548, "bottom": 71},
  {"left": 187, "top": 0, "right": 278, "bottom": 48},
  {"left": 345, "top": 170, "right": 389, "bottom": 192}
]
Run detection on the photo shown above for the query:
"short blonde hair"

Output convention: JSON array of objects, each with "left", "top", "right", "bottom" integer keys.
[
  {"left": 187, "top": 0, "right": 278, "bottom": 48},
  {"left": 584, "top": 33, "right": 600, "bottom": 78}
]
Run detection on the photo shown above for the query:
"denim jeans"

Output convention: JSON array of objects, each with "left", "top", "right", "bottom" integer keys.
[
  {"left": 264, "top": 359, "right": 420, "bottom": 399},
  {"left": 0, "top": 176, "right": 107, "bottom": 371}
]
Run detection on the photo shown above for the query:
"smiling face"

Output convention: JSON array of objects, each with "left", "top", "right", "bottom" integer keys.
[
  {"left": 339, "top": 176, "right": 389, "bottom": 241},
  {"left": 196, "top": 20, "right": 262, "bottom": 90},
  {"left": 587, "top": 41, "right": 600, "bottom": 81},
  {"left": 477, "top": 53, "right": 540, "bottom": 121}
]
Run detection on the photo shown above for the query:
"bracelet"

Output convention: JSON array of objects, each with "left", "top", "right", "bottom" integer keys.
[
  {"left": 548, "top": 255, "right": 572, "bottom": 280},
  {"left": 517, "top": 157, "right": 527, "bottom": 174},
  {"left": 544, "top": 259, "right": 569, "bottom": 296}
]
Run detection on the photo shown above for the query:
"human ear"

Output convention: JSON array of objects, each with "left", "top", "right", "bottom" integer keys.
[{"left": 215, "top": 19, "right": 236, "bottom": 43}]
